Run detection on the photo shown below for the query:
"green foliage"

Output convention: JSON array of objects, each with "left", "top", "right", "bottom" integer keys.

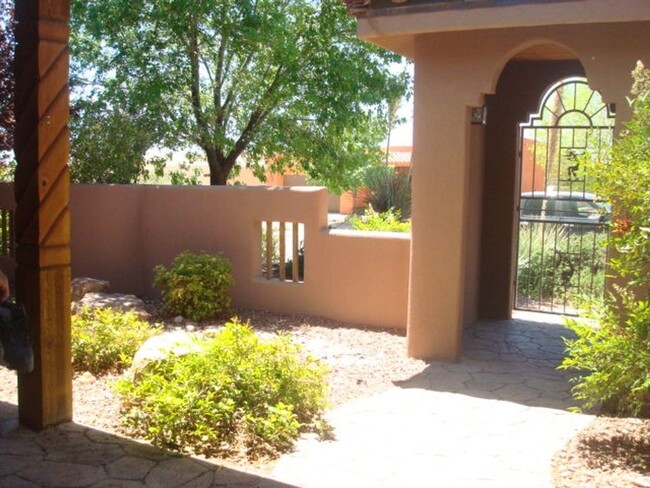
[
  {"left": 153, "top": 251, "right": 235, "bottom": 321},
  {"left": 69, "top": 98, "right": 166, "bottom": 184},
  {"left": 562, "top": 64, "right": 650, "bottom": 416},
  {"left": 72, "top": 306, "right": 161, "bottom": 375},
  {"left": 516, "top": 223, "right": 607, "bottom": 303},
  {"left": 71, "top": 0, "right": 411, "bottom": 188},
  {"left": 582, "top": 65, "right": 650, "bottom": 292},
  {"left": 561, "top": 293, "right": 650, "bottom": 416},
  {"left": 115, "top": 320, "right": 330, "bottom": 458},
  {"left": 349, "top": 206, "right": 411, "bottom": 233},
  {"left": 362, "top": 164, "right": 411, "bottom": 218}
]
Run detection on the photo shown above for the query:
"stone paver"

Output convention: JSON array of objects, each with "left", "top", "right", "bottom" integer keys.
[
  {"left": 271, "top": 312, "right": 593, "bottom": 488},
  {"left": 0, "top": 423, "right": 295, "bottom": 487},
  {"left": 0, "top": 311, "right": 593, "bottom": 487}
]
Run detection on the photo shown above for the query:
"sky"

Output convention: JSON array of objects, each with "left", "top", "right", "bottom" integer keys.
[
  {"left": 380, "top": 61, "right": 414, "bottom": 148},
  {"left": 384, "top": 100, "right": 414, "bottom": 147}
]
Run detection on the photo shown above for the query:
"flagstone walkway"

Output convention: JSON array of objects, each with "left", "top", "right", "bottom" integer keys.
[
  {"left": 270, "top": 312, "right": 593, "bottom": 488},
  {"left": 0, "top": 311, "right": 592, "bottom": 487}
]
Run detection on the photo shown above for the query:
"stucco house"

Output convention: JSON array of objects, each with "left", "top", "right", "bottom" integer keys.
[{"left": 342, "top": 0, "right": 650, "bottom": 360}]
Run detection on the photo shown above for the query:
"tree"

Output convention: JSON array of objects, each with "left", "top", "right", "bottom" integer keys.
[
  {"left": 70, "top": 0, "right": 409, "bottom": 190},
  {"left": 0, "top": 0, "right": 14, "bottom": 176},
  {"left": 69, "top": 99, "right": 165, "bottom": 184}
]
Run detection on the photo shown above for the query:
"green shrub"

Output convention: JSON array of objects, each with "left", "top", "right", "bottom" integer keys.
[
  {"left": 153, "top": 251, "right": 234, "bottom": 321},
  {"left": 362, "top": 164, "right": 411, "bottom": 218},
  {"left": 349, "top": 206, "right": 411, "bottom": 233},
  {"left": 115, "top": 320, "right": 330, "bottom": 459},
  {"left": 561, "top": 64, "right": 650, "bottom": 416},
  {"left": 561, "top": 292, "right": 650, "bottom": 416},
  {"left": 72, "top": 306, "right": 161, "bottom": 375}
]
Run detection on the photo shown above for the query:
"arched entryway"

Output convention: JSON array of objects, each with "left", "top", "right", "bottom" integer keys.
[
  {"left": 515, "top": 77, "right": 614, "bottom": 314},
  {"left": 479, "top": 46, "right": 592, "bottom": 320}
]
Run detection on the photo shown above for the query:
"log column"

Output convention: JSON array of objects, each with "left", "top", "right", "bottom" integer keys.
[{"left": 14, "top": 0, "right": 72, "bottom": 429}]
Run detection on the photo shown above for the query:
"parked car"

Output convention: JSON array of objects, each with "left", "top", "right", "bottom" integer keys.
[{"left": 520, "top": 191, "right": 611, "bottom": 225}]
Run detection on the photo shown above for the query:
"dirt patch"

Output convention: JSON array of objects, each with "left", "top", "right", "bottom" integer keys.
[{"left": 552, "top": 416, "right": 650, "bottom": 488}]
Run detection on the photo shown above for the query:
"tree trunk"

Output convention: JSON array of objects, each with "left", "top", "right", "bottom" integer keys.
[
  {"left": 204, "top": 146, "right": 238, "bottom": 185},
  {"left": 210, "top": 168, "right": 228, "bottom": 185}
]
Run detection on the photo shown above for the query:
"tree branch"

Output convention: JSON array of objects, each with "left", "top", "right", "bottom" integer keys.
[
  {"left": 226, "top": 64, "right": 287, "bottom": 163},
  {"left": 187, "top": 19, "right": 222, "bottom": 158},
  {"left": 217, "top": 52, "right": 253, "bottom": 130}
]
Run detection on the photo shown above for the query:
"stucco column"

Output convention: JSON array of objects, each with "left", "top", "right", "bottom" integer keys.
[
  {"left": 407, "top": 39, "right": 482, "bottom": 361},
  {"left": 14, "top": 0, "right": 73, "bottom": 429}
]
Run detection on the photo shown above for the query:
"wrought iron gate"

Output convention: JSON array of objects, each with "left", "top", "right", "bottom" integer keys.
[{"left": 515, "top": 77, "right": 614, "bottom": 314}]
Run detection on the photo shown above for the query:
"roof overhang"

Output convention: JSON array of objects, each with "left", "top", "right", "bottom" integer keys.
[{"left": 354, "top": 0, "right": 650, "bottom": 58}]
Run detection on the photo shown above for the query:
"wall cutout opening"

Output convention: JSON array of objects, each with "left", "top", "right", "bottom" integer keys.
[{"left": 261, "top": 221, "right": 305, "bottom": 283}]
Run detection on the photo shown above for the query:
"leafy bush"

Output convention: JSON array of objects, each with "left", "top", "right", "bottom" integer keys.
[
  {"left": 115, "top": 320, "right": 329, "bottom": 458},
  {"left": 153, "top": 251, "right": 234, "bottom": 321},
  {"left": 561, "top": 292, "right": 650, "bottom": 416},
  {"left": 72, "top": 306, "right": 161, "bottom": 375},
  {"left": 349, "top": 206, "right": 411, "bottom": 233},
  {"left": 561, "top": 64, "right": 650, "bottom": 416},
  {"left": 362, "top": 164, "right": 411, "bottom": 218}
]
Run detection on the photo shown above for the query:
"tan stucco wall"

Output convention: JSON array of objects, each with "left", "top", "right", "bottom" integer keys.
[
  {"left": 404, "top": 21, "right": 650, "bottom": 360},
  {"left": 0, "top": 184, "right": 409, "bottom": 330}
]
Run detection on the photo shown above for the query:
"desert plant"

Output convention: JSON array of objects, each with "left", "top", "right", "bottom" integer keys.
[
  {"left": 517, "top": 223, "right": 607, "bottom": 304},
  {"left": 115, "top": 320, "right": 330, "bottom": 459},
  {"left": 72, "top": 306, "right": 161, "bottom": 375},
  {"left": 349, "top": 206, "right": 411, "bottom": 233},
  {"left": 153, "top": 251, "right": 234, "bottom": 321},
  {"left": 362, "top": 164, "right": 411, "bottom": 218}
]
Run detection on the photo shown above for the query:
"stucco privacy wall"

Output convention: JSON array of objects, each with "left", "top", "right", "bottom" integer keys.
[
  {"left": 0, "top": 184, "right": 409, "bottom": 330},
  {"left": 401, "top": 22, "right": 650, "bottom": 359}
]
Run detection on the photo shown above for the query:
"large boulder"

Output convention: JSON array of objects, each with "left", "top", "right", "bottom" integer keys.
[
  {"left": 74, "top": 292, "right": 150, "bottom": 320},
  {"left": 71, "top": 277, "right": 110, "bottom": 302},
  {"left": 130, "top": 331, "right": 202, "bottom": 379}
]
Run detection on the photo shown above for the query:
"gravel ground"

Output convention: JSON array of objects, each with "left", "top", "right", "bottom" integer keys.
[
  {"left": 552, "top": 416, "right": 650, "bottom": 488},
  {"left": 0, "top": 309, "right": 427, "bottom": 472},
  {"left": 2, "top": 308, "right": 649, "bottom": 485}
]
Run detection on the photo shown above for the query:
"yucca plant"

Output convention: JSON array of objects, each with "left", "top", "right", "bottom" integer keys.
[{"left": 362, "top": 164, "right": 411, "bottom": 219}]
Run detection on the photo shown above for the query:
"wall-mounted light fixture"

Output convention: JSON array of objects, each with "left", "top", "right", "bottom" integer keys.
[{"left": 471, "top": 105, "right": 487, "bottom": 125}]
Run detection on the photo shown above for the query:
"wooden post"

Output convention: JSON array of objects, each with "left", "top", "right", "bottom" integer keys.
[{"left": 14, "top": 0, "right": 73, "bottom": 429}]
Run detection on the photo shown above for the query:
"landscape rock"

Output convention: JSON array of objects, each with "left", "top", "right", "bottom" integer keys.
[
  {"left": 78, "top": 372, "right": 96, "bottom": 385},
  {"left": 71, "top": 278, "right": 110, "bottom": 302},
  {"left": 74, "top": 292, "right": 150, "bottom": 320},
  {"left": 130, "top": 331, "right": 202, "bottom": 379}
]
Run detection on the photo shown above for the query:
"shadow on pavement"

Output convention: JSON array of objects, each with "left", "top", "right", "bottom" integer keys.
[
  {"left": 395, "top": 313, "right": 585, "bottom": 411},
  {"left": 0, "top": 399, "right": 297, "bottom": 488}
]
